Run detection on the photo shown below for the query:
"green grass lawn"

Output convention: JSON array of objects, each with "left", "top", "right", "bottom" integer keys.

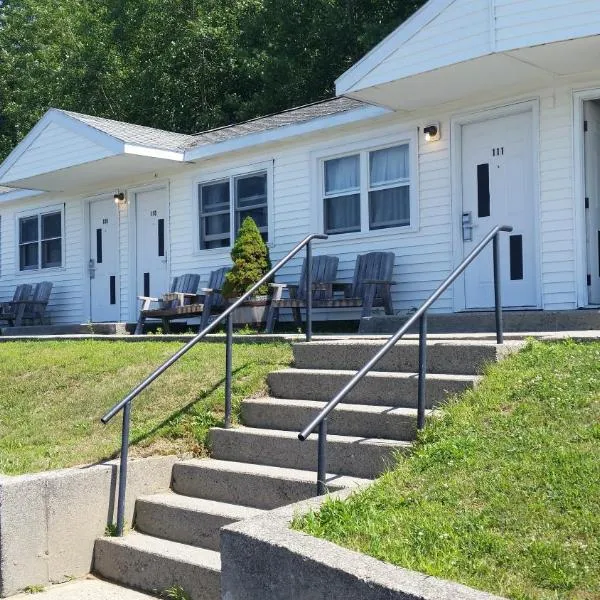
[
  {"left": 295, "top": 340, "right": 600, "bottom": 600},
  {"left": 0, "top": 340, "right": 291, "bottom": 475}
]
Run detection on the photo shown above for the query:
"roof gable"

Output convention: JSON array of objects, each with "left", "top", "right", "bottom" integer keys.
[
  {"left": 0, "top": 110, "right": 123, "bottom": 186},
  {"left": 0, "top": 109, "right": 189, "bottom": 189},
  {"left": 336, "top": 0, "right": 458, "bottom": 93},
  {"left": 337, "top": 0, "right": 600, "bottom": 96}
]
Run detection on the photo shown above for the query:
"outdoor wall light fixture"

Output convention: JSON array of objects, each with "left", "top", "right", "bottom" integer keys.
[
  {"left": 423, "top": 122, "right": 441, "bottom": 142},
  {"left": 113, "top": 191, "right": 126, "bottom": 205}
]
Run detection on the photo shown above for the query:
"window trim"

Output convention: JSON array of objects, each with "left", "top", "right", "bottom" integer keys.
[
  {"left": 193, "top": 161, "right": 274, "bottom": 254},
  {"left": 313, "top": 130, "right": 419, "bottom": 239},
  {"left": 198, "top": 177, "right": 231, "bottom": 250},
  {"left": 234, "top": 172, "right": 269, "bottom": 239},
  {"left": 15, "top": 204, "right": 65, "bottom": 273}
]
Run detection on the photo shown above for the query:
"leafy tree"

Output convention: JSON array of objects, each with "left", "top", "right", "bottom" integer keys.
[
  {"left": 0, "top": 0, "right": 121, "bottom": 158},
  {"left": 222, "top": 217, "right": 271, "bottom": 298},
  {"left": 0, "top": 0, "right": 427, "bottom": 161}
]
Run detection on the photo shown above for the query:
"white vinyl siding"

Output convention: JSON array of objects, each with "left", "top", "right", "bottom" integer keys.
[
  {"left": 494, "top": 0, "right": 600, "bottom": 51},
  {"left": 117, "top": 199, "right": 130, "bottom": 321},
  {"left": 538, "top": 87, "right": 578, "bottom": 309},
  {"left": 0, "top": 195, "right": 86, "bottom": 324},
  {"left": 3, "top": 122, "right": 114, "bottom": 183},
  {"left": 166, "top": 119, "right": 451, "bottom": 319}
]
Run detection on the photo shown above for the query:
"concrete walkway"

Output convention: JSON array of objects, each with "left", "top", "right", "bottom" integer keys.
[
  {"left": 0, "top": 330, "right": 599, "bottom": 343},
  {"left": 11, "top": 579, "right": 157, "bottom": 599}
]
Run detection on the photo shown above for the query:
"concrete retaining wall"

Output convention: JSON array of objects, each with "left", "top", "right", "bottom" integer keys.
[
  {"left": 0, "top": 456, "right": 177, "bottom": 597},
  {"left": 221, "top": 490, "right": 507, "bottom": 600}
]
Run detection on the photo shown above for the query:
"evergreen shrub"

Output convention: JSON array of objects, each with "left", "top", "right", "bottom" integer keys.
[{"left": 222, "top": 216, "right": 271, "bottom": 298}]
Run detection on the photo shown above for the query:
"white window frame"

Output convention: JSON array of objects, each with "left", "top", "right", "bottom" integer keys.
[
  {"left": 314, "top": 130, "right": 419, "bottom": 238},
  {"left": 198, "top": 177, "right": 231, "bottom": 250},
  {"left": 15, "top": 203, "right": 65, "bottom": 273},
  {"left": 194, "top": 161, "right": 274, "bottom": 253}
]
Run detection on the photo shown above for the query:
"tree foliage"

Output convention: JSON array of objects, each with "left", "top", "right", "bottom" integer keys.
[
  {"left": 0, "top": 0, "right": 426, "bottom": 161},
  {"left": 222, "top": 216, "right": 271, "bottom": 298}
]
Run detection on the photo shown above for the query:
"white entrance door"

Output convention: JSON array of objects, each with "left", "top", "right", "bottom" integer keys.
[
  {"left": 89, "top": 198, "right": 120, "bottom": 322},
  {"left": 461, "top": 110, "right": 537, "bottom": 309},
  {"left": 584, "top": 101, "right": 600, "bottom": 304},
  {"left": 135, "top": 188, "right": 169, "bottom": 301}
]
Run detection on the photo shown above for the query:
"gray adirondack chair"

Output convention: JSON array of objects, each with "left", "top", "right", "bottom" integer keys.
[
  {"left": 312, "top": 251, "right": 396, "bottom": 318},
  {"left": 21, "top": 281, "right": 53, "bottom": 324},
  {"left": 197, "top": 266, "right": 229, "bottom": 330},
  {"left": 134, "top": 268, "right": 230, "bottom": 334},
  {"left": 265, "top": 255, "right": 340, "bottom": 333},
  {"left": 0, "top": 284, "right": 33, "bottom": 326},
  {"left": 135, "top": 273, "right": 201, "bottom": 334}
]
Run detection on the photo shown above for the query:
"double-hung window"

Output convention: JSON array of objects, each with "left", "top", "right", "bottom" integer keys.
[
  {"left": 199, "top": 179, "right": 230, "bottom": 249},
  {"left": 18, "top": 210, "right": 63, "bottom": 271},
  {"left": 323, "top": 155, "right": 361, "bottom": 234},
  {"left": 322, "top": 142, "right": 412, "bottom": 235},
  {"left": 199, "top": 170, "right": 268, "bottom": 250}
]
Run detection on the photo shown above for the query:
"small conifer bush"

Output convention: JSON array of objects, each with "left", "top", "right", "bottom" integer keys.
[{"left": 222, "top": 217, "right": 272, "bottom": 298}]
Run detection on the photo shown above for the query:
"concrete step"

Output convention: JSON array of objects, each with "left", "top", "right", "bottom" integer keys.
[
  {"left": 94, "top": 532, "right": 220, "bottom": 600},
  {"left": 359, "top": 309, "right": 600, "bottom": 334},
  {"left": 292, "top": 339, "right": 518, "bottom": 375},
  {"left": 210, "top": 427, "right": 410, "bottom": 479},
  {"left": 268, "top": 368, "right": 477, "bottom": 407},
  {"left": 135, "top": 493, "right": 264, "bottom": 551},
  {"left": 242, "top": 397, "right": 423, "bottom": 440},
  {"left": 171, "top": 458, "right": 370, "bottom": 510}
]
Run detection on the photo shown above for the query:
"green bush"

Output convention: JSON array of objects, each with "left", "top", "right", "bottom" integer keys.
[{"left": 222, "top": 217, "right": 271, "bottom": 298}]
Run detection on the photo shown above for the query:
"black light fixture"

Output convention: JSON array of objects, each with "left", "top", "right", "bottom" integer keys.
[
  {"left": 113, "top": 191, "right": 126, "bottom": 205},
  {"left": 423, "top": 122, "right": 441, "bottom": 142}
]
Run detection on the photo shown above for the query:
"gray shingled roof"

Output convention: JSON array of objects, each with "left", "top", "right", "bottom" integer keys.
[
  {"left": 62, "top": 110, "right": 194, "bottom": 152},
  {"left": 62, "top": 97, "right": 367, "bottom": 153},
  {"left": 186, "top": 97, "right": 366, "bottom": 149}
]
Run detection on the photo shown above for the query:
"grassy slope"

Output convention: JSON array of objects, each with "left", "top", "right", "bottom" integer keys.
[
  {"left": 295, "top": 340, "right": 600, "bottom": 600},
  {"left": 0, "top": 340, "right": 291, "bottom": 475}
]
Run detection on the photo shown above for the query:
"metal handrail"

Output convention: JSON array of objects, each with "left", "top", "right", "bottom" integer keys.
[
  {"left": 101, "top": 233, "right": 328, "bottom": 535},
  {"left": 298, "top": 225, "right": 513, "bottom": 495}
]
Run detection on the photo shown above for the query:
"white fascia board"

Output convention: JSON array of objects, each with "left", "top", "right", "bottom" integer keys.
[
  {"left": 123, "top": 144, "right": 185, "bottom": 162},
  {"left": 0, "top": 188, "right": 44, "bottom": 204},
  {"left": 0, "top": 108, "right": 124, "bottom": 183},
  {"left": 335, "top": 0, "right": 456, "bottom": 94},
  {"left": 184, "top": 105, "right": 391, "bottom": 162}
]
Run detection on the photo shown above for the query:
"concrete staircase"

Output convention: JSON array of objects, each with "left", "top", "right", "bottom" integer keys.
[{"left": 93, "top": 338, "right": 510, "bottom": 599}]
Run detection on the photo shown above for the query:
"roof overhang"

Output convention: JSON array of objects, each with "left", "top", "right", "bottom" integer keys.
[
  {"left": 340, "top": 35, "right": 600, "bottom": 111},
  {"left": 0, "top": 109, "right": 186, "bottom": 193},
  {"left": 0, "top": 188, "right": 44, "bottom": 205}
]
